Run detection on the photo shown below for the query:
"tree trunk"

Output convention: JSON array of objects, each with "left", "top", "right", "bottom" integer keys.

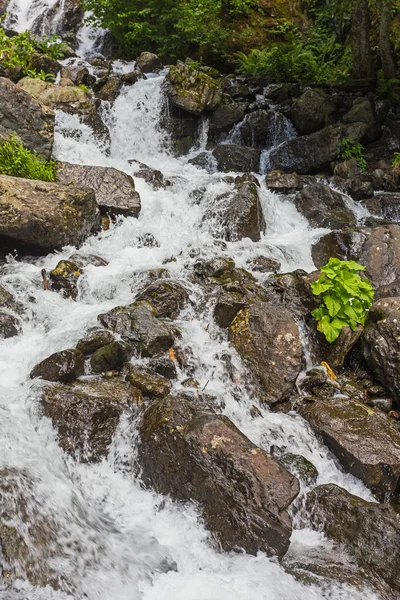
[
  {"left": 379, "top": 0, "right": 396, "bottom": 78},
  {"left": 351, "top": 0, "right": 376, "bottom": 80}
]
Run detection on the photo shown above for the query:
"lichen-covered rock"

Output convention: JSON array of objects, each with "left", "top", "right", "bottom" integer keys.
[
  {"left": 30, "top": 349, "right": 84, "bottom": 382},
  {"left": 306, "top": 484, "right": 400, "bottom": 593},
  {"left": 0, "top": 77, "right": 54, "bottom": 159},
  {"left": 49, "top": 259, "right": 81, "bottom": 300},
  {"left": 229, "top": 302, "right": 302, "bottom": 404},
  {"left": 90, "top": 341, "right": 131, "bottom": 373},
  {"left": 298, "top": 395, "right": 400, "bottom": 500},
  {"left": 294, "top": 183, "right": 356, "bottom": 229},
  {"left": 56, "top": 162, "right": 141, "bottom": 218},
  {"left": 278, "top": 453, "right": 318, "bottom": 484},
  {"left": 0, "top": 175, "right": 100, "bottom": 253},
  {"left": 205, "top": 174, "right": 266, "bottom": 241},
  {"left": 269, "top": 123, "right": 369, "bottom": 175},
  {"left": 290, "top": 89, "right": 334, "bottom": 135},
  {"left": 136, "top": 52, "right": 162, "bottom": 73},
  {"left": 40, "top": 378, "right": 142, "bottom": 460},
  {"left": 139, "top": 395, "right": 299, "bottom": 557},
  {"left": 135, "top": 279, "right": 189, "bottom": 319},
  {"left": 95, "top": 76, "right": 123, "bottom": 102},
  {"left": 165, "top": 61, "right": 223, "bottom": 115},
  {"left": 362, "top": 297, "right": 400, "bottom": 403},
  {"left": 214, "top": 290, "right": 248, "bottom": 328},
  {"left": 311, "top": 224, "right": 400, "bottom": 296},
  {"left": 98, "top": 302, "right": 175, "bottom": 357},
  {"left": 342, "top": 98, "right": 376, "bottom": 126},
  {"left": 212, "top": 144, "right": 261, "bottom": 173},
  {"left": 123, "top": 364, "right": 172, "bottom": 398}
]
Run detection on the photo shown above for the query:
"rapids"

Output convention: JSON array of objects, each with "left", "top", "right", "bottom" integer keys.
[{"left": 0, "top": 4, "right": 381, "bottom": 599}]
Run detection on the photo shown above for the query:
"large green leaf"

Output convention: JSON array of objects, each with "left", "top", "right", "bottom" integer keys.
[
  {"left": 311, "top": 306, "right": 328, "bottom": 320},
  {"left": 323, "top": 293, "right": 341, "bottom": 317},
  {"left": 343, "top": 260, "right": 366, "bottom": 271},
  {"left": 317, "top": 315, "right": 342, "bottom": 343},
  {"left": 311, "top": 280, "right": 334, "bottom": 295}
]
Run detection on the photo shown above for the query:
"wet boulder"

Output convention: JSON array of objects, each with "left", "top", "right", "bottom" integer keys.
[
  {"left": 165, "top": 61, "right": 223, "bottom": 115},
  {"left": 278, "top": 453, "right": 318, "bottom": 485},
  {"left": 294, "top": 183, "right": 356, "bottom": 229},
  {"left": 49, "top": 259, "right": 81, "bottom": 300},
  {"left": 290, "top": 88, "right": 334, "bottom": 135},
  {"left": 342, "top": 98, "right": 376, "bottom": 126},
  {"left": 40, "top": 378, "right": 142, "bottom": 460},
  {"left": 265, "top": 172, "right": 314, "bottom": 195},
  {"left": 269, "top": 123, "right": 368, "bottom": 175},
  {"left": 123, "top": 364, "right": 172, "bottom": 398},
  {"left": 247, "top": 256, "right": 281, "bottom": 273},
  {"left": 0, "top": 312, "right": 21, "bottom": 338},
  {"left": 139, "top": 395, "right": 299, "bottom": 557},
  {"left": 229, "top": 301, "right": 302, "bottom": 404},
  {"left": 28, "top": 53, "right": 60, "bottom": 78},
  {"left": 135, "top": 279, "right": 189, "bottom": 319},
  {"left": 98, "top": 302, "right": 175, "bottom": 357},
  {"left": 30, "top": 348, "right": 84, "bottom": 382},
  {"left": 311, "top": 224, "right": 400, "bottom": 296},
  {"left": 209, "top": 102, "right": 248, "bottom": 136},
  {"left": 0, "top": 175, "right": 100, "bottom": 253},
  {"left": 56, "top": 162, "right": 141, "bottom": 218},
  {"left": 362, "top": 192, "right": 400, "bottom": 222},
  {"left": 362, "top": 297, "right": 400, "bottom": 404},
  {"left": 90, "top": 341, "right": 131, "bottom": 373},
  {"left": 205, "top": 174, "right": 265, "bottom": 242},
  {"left": 306, "top": 484, "right": 400, "bottom": 593},
  {"left": 148, "top": 355, "right": 177, "bottom": 380},
  {"left": 136, "top": 52, "right": 162, "bottom": 73},
  {"left": 232, "top": 109, "right": 294, "bottom": 149},
  {"left": 132, "top": 162, "right": 170, "bottom": 190},
  {"left": 212, "top": 144, "right": 261, "bottom": 173},
  {"left": 95, "top": 76, "right": 123, "bottom": 102},
  {"left": 298, "top": 395, "right": 400, "bottom": 500},
  {"left": 0, "top": 76, "right": 54, "bottom": 159},
  {"left": 76, "top": 328, "right": 117, "bottom": 355}
]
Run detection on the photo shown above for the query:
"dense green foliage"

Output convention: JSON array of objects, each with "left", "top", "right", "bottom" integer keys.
[
  {"left": 0, "top": 134, "right": 57, "bottom": 181},
  {"left": 311, "top": 259, "right": 374, "bottom": 343},
  {"left": 0, "top": 30, "right": 67, "bottom": 75},
  {"left": 338, "top": 138, "right": 367, "bottom": 172}
]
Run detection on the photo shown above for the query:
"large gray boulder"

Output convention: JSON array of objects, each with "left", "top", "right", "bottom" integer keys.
[
  {"left": 294, "top": 183, "right": 356, "bottom": 229},
  {"left": 205, "top": 175, "right": 266, "bottom": 241},
  {"left": 232, "top": 109, "right": 293, "bottom": 148},
  {"left": 0, "top": 175, "right": 100, "bottom": 253},
  {"left": 0, "top": 76, "right": 54, "bottom": 159},
  {"left": 209, "top": 102, "right": 248, "bottom": 135},
  {"left": 269, "top": 123, "right": 368, "bottom": 174},
  {"left": 298, "top": 395, "right": 400, "bottom": 500},
  {"left": 290, "top": 88, "right": 334, "bottom": 135},
  {"left": 307, "top": 484, "right": 400, "bottom": 593},
  {"left": 229, "top": 301, "right": 302, "bottom": 404},
  {"left": 139, "top": 395, "right": 299, "bottom": 557},
  {"left": 56, "top": 162, "right": 141, "bottom": 218},
  {"left": 362, "top": 297, "right": 400, "bottom": 403},
  {"left": 136, "top": 52, "right": 162, "bottom": 73}
]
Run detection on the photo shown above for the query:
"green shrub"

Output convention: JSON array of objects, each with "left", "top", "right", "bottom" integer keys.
[
  {"left": 392, "top": 152, "right": 400, "bottom": 167},
  {"left": 24, "top": 68, "right": 56, "bottom": 82},
  {"left": 311, "top": 258, "right": 374, "bottom": 343},
  {"left": 0, "top": 134, "right": 57, "bottom": 181},
  {"left": 34, "top": 34, "right": 69, "bottom": 60},
  {"left": 0, "top": 29, "right": 36, "bottom": 72},
  {"left": 338, "top": 137, "right": 367, "bottom": 172},
  {"left": 376, "top": 70, "right": 400, "bottom": 102}
]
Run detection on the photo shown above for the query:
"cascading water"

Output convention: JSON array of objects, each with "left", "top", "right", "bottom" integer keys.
[{"left": 0, "top": 5, "right": 381, "bottom": 600}]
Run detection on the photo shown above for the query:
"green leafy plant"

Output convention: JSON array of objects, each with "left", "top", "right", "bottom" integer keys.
[
  {"left": 338, "top": 137, "right": 367, "bottom": 172},
  {"left": 34, "top": 34, "right": 69, "bottom": 60},
  {"left": 311, "top": 258, "right": 374, "bottom": 343},
  {"left": 0, "top": 30, "right": 36, "bottom": 72},
  {"left": 24, "top": 68, "right": 55, "bottom": 81},
  {"left": 392, "top": 151, "right": 400, "bottom": 168},
  {"left": 0, "top": 134, "right": 57, "bottom": 181}
]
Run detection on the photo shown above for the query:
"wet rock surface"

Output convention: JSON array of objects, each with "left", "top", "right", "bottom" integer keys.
[
  {"left": 298, "top": 395, "right": 400, "bottom": 500},
  {"left": 307, "top": 484, "right": 400, "bottom": 593},
  {"left": 229, "top": 301, "right": 302, "bottom": 404},
  {"left": 135, "top": 279, "right": 189, "bottom": 319},
  {"left": 212, "top": 144, "right": 261, "bottom": 173},
  {"left": 0, "top": 76, "right": 54, "bottom": 159},
  {"left": 0, "top": 175, "right": 100, "bottom": 253},
  {"left": 30, "top": 349, "right": 85, "bottom": 382},
  {"left": 290, "top": 88, "right": 334, "bottom": 134},
  {"left": 56, "top": 162, "right": 141, "bottom": 218},
  {"left": 294, "top": 183, "right": 356, "bottom": 229},
  {"left": 165, "top": 61, "right": 223, "bottom": 115},
  {"left": 139, "top": 395, "right": 299, "bottom": 557},
  {"left": 40, "top": 378, "right": 142, "bottom": 460}
]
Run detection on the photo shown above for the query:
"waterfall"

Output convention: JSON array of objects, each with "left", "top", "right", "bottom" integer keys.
[{"left": 0, "top": 4, "right": 381, "bottom": 600}]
